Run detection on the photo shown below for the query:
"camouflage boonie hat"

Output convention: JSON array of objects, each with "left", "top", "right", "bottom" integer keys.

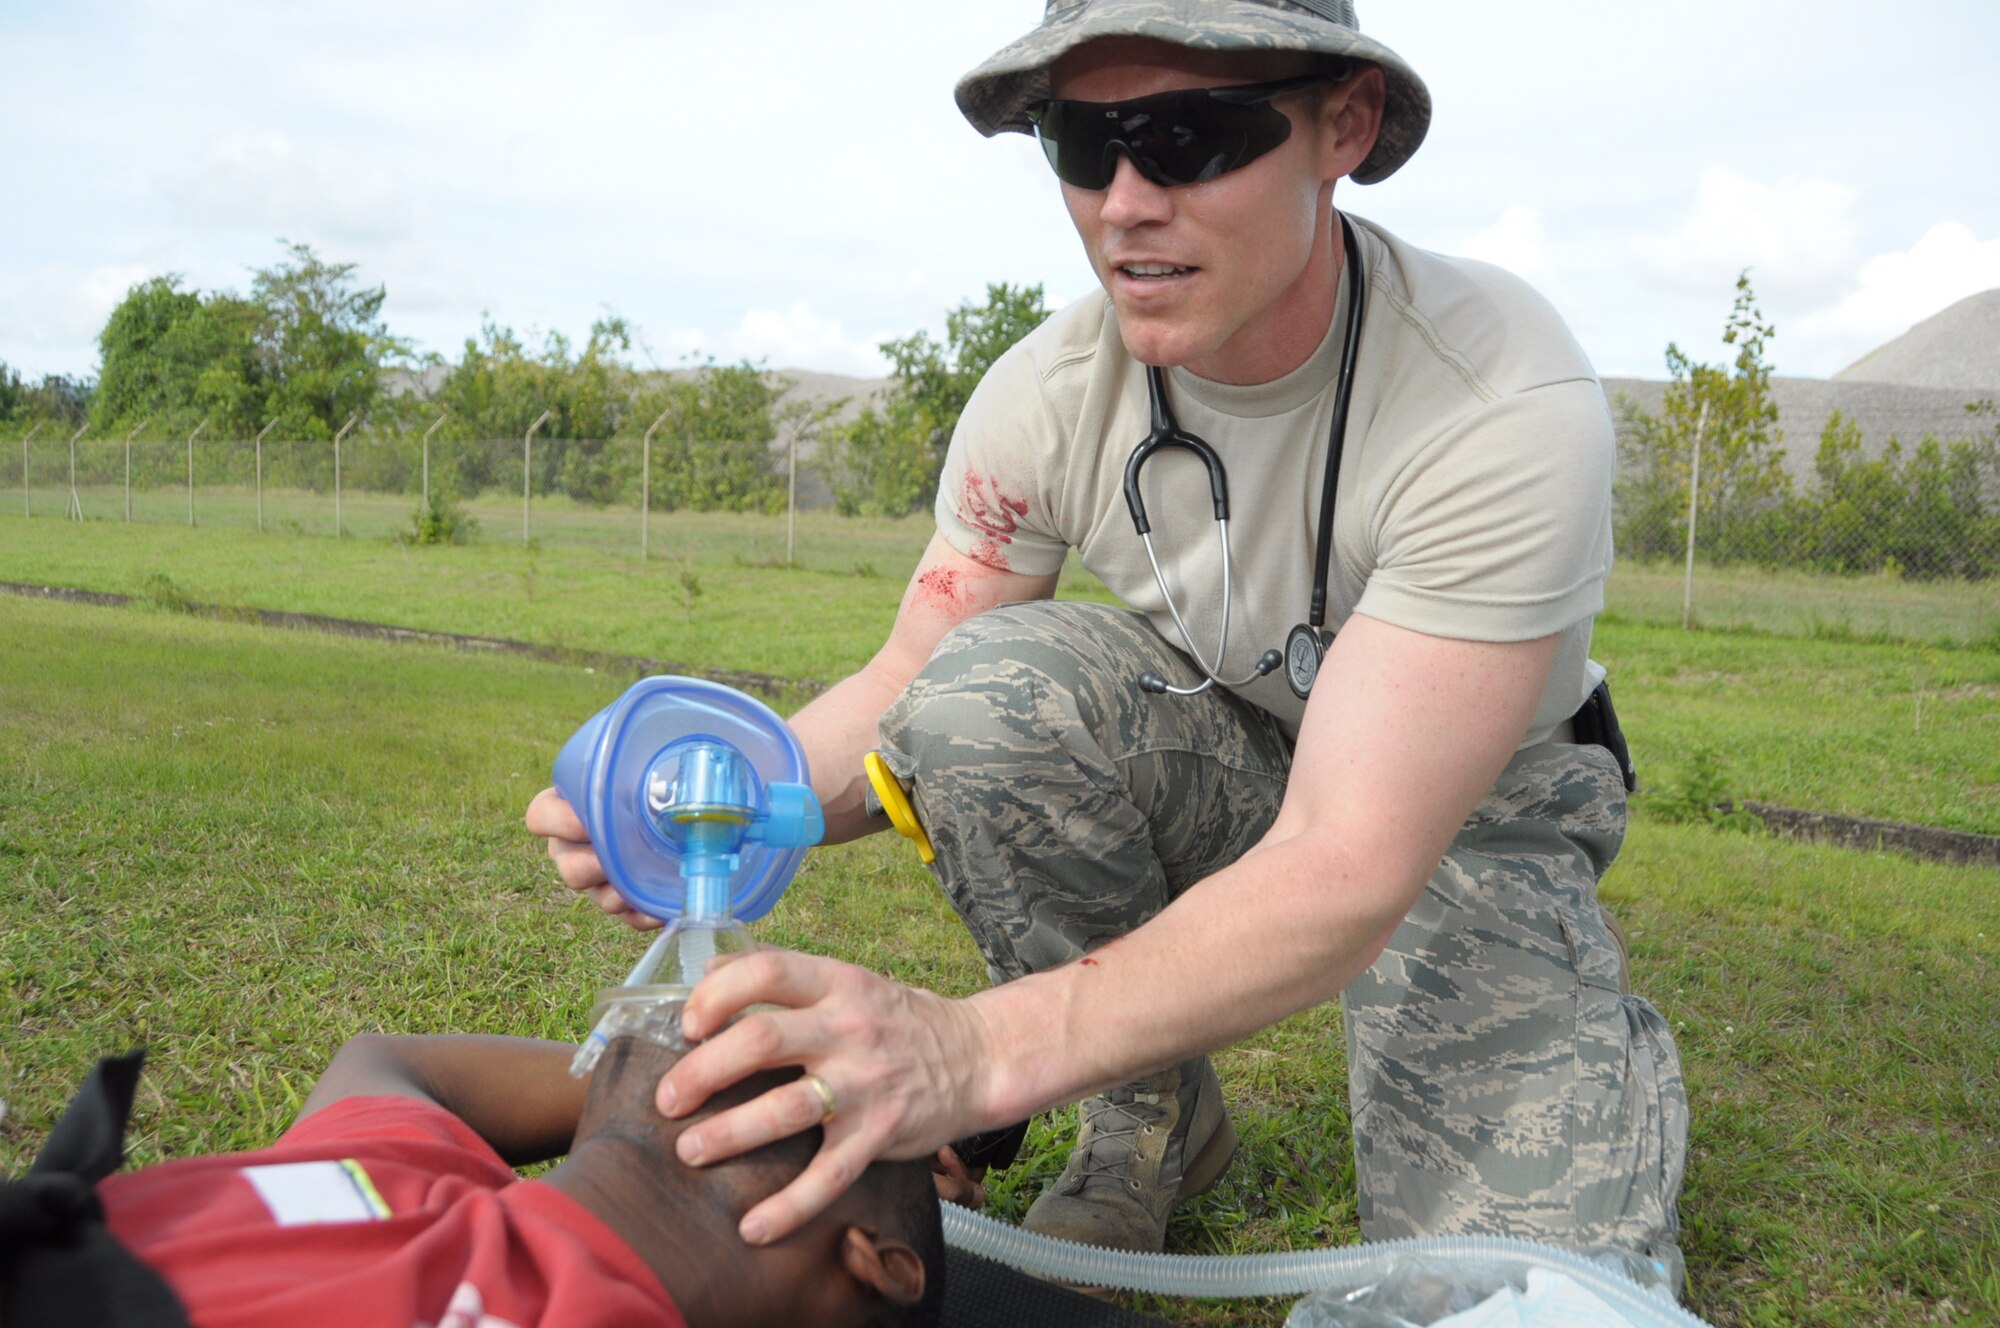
[{"left": 956, "top": 0, "right": 1430, "bottom": 185}]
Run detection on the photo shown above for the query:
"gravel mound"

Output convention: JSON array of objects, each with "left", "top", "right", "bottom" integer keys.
[{"left": 1834, "top": 289, "right": 2000, "bottom": 393}]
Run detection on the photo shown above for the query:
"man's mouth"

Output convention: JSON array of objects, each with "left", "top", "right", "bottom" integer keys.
[{"left": 1119, "top": 262, "right": 1196, "bottom": 280}]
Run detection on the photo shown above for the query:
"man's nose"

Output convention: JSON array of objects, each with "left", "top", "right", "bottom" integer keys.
[{"left": 1098, "top": 150, "right": 1173, "bottom": 227}]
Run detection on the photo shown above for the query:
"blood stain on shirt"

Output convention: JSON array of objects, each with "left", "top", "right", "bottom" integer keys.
[
  {"left": 960, "top": 471, "right": 1030, "bottom": 544},
  {"left": 967, "top": 539, "right": 1012, "bottom": 572}
]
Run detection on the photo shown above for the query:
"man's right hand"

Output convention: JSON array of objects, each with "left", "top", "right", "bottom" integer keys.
[{"left": 524, "top": 786, "right": 660, "bottom": 931}]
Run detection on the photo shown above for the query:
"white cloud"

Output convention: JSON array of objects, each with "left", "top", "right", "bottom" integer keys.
[
  {"left": 0, "top": 263, "right": 155, "bottom": 371},
  {"left": 75, "top": 264, "right": 158, "bottom": 326},
  {"left": 669, "top": 303, "right": 894, "bottom": 378},
  {"left": 1630, "top": 168, "right": 1860, "bottom": 301},
  {"left": 160, "top": 132, "right": 419, "bottom": 244},
  {"left": 1789, "top": 222, "right": 2000, "bottom": 375}
]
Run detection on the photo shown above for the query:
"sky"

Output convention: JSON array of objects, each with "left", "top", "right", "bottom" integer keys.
[{"left": 4, "top": 0, "right": 1998, "bottom": 388}]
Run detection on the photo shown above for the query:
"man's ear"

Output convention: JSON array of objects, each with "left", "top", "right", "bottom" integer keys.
[
  {"left": 1315, "top": 63, "right": 1386, "bottom": 182},
  {"left": 840, "top": 1226, "right": 927, "bottom": 1307}
]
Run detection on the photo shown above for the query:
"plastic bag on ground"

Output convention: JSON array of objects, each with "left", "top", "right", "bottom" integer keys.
[{"left": 1284, "top": 1248, "right": 1697, "bottom": 1328}]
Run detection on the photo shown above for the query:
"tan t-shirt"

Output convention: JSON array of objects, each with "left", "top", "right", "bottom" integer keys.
[{"left": 934, "top": 214, "right": 1614, "bottom": 746}]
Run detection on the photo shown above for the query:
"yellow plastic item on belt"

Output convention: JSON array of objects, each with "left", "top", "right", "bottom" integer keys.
[{"left": 864, "top": 751, "right": 935, "bottom": 864}]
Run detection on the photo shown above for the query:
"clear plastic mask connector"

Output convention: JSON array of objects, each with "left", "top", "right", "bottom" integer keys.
[{"left": 569, "top": 989, "right": 695, "bottom": 1077}]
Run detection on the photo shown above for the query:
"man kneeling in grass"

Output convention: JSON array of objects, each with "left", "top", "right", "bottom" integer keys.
[{"left": 5, "top": 1033, "right": 944, "bottom": 1328}]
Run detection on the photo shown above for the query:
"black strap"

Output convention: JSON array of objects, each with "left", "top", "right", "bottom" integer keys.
[
  {"left": 949, "top": 1118, "right": 1030, "bottom": 1173},
  {"left": 0, "top": 1049, "right": 192, "bottom": 1328}
]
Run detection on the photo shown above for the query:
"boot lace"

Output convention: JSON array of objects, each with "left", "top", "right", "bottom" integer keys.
[{"left": 1070, "top": 1087, "right": 1167, "bottom": 1190}]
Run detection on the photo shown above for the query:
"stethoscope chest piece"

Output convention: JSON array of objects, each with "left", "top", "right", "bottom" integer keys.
[{"left": 1284, "top": 624, "right": 1333, "bottom": 699}]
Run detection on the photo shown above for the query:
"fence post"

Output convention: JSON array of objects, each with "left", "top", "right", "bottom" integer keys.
[
  {"left": 123, "top": 419, "right": 148, "bottom": 522},
  {"left": 523, "top": 409, "right": 550, "bottom": 546},
  {"left": 67, "top": 424, "right": 86, "bottom": 521},
  {"left": 786, "top": 416, "right": 801, "bottom": 569},
  {"left": 22, "top": 422, "right": 40, "bottom": 517},
  {"left": 1681, "top": 401, "right": 1709, "bottom": 631},
  {"left": 641, "top": 409, "right": 670, "bottom": 562},
  {"left": 422, "top": 411, "right": 448, "bottom": 512},
  {"left": 333, "top": 414, "right": 358, "bottom": 537},
  {"left": 186, "top": 419, "right": 207, "bottom": 526},
  {"left": 254, "top": 419, "right": 277, "bottom": 532}
]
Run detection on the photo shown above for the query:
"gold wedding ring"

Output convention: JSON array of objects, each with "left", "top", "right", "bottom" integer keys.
[{"left": 803, "top": 1072, "right": 838, "bottom": 1123}]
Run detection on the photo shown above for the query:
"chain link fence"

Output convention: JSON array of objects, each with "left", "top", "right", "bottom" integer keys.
[
  {"left": 10, "top": 415, "right": 2000, "bottom": 649},
  {"left": 1606, "top": 394, "right": 2000, "bottom": 648},
  {"left": 11, "top": 426, "right": 846, "bottom": 559}
]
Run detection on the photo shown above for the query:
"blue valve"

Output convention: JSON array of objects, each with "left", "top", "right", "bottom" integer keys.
[{"left": 552, "top": 677, "right": 824, "bottom": 924}]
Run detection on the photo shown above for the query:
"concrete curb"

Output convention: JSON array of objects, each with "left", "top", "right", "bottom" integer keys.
[
  {"left": 9, "top": 578, "right": 1995, "bottom": 870},
  {"left": 1736, "top": 801, "right": 2000, "bottom": 870},
  {"left": 0, "top": 579, "right": 831, "bottom": 703}
]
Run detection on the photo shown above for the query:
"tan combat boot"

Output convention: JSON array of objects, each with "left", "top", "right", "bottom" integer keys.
[{"left": 1022, "top": 1056, "right": 1237, "bottom": 1252}]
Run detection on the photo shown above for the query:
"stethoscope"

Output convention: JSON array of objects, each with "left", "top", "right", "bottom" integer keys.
[{"left": 1125, "top": 216, "right": 1366, "bottom": 702}]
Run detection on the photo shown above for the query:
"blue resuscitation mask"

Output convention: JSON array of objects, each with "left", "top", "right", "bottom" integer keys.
[{"left": 552, "top": 677, "right": 823, "bottom": 1074}]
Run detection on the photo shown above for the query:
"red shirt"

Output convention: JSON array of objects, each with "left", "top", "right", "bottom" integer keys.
[{"left": 100, "top": 1096, "right": 686, "bottom": 1328}]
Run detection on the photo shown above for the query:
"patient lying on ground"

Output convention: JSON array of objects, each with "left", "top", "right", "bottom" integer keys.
[{"left": 15, "top": 1032, "right": 944, "bottom": 1328}]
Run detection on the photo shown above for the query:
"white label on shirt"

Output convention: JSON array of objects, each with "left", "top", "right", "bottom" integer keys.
[{"left": 241, "top": 1159, "right": 391, "bottom": 1226}]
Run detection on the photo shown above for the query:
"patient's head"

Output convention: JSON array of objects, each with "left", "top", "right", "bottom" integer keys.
[{"left": 552, "top": 1033, "right": 944, "bottom": 1328}]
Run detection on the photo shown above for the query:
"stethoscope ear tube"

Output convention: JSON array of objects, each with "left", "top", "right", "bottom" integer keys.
[{"left": 1305, "top": 218, "right": 1367, "bottom": 633}]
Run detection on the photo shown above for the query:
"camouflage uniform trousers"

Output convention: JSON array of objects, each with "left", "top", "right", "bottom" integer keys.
[{"left": 876, "top": 600, "right": 1687, "bottom": 1264}]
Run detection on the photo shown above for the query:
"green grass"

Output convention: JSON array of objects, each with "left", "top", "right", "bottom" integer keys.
[
  {"left": 4, "top": 511, "right": 1995, "bottom": 834},
  {"left": 15, "top": 486, "right": 2000, "bottom": 646},
  {"left": 1609, "top": 559, "right": 2000, "bottom": 651},
  {"left": 0, "top": 503, "right": 1114, "bottom": 682},
  {"left": 1603, "top": 621, "right": 2000, "bottom": 835},
  {"left": 2, "top": 582, "right": 1995, "bottom": 1324},
  {"left": 24, "top": 478, "right": 929, "bottom": 565}
]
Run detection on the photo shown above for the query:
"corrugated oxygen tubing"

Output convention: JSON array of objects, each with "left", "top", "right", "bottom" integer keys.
[{"left": 938, "top": 1203, "right": 1709, "bottom": 1326}]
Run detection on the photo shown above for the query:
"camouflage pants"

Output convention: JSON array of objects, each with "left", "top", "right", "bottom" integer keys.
[{"left": 877, "top": 601, "right": 1687, "bottom": 1263}]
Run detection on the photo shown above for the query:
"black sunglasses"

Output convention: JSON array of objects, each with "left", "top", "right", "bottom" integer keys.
[{"left": 1028, "top": 72, "right": 1339, "bottom": 191}]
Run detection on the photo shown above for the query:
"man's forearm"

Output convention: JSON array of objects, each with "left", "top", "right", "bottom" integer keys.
[
  {"left": 789, "top": 663, "right": 911, "bottom": 844},
  {"left": 964, "top": 826, "right": 1417, "bottom": 1126},
  {"left": 964, "top": 620, "right": 1555, "bottom": 1128}
]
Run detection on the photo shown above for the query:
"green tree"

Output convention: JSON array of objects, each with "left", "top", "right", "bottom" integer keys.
[
  {"left": 825, "top": 282, "right": 1049, "bottom": 516},
  {"left": 824, "top": 390, "right": 937, "bottom": 517},
  {"left": 1616, "top": 271, "right": 1791, "bottom": 562},
  {"left": 1802, "top": 409, "right": 1900, "bottom": 572},
  {"left": 90, "top": 275, "right": 262, "bottom": 438},
  {"left": 429, "top": 316, "right": 633, "bottom": 499},
  {"left": 89, "top": 243, "right": 410, "bottom": 458},
  {"left": 1783, "top": 404, "right": 2000, "bottom": 580},
  {"left": 629, "top": 358, "right": 791, "bottom": 513},
  {"left": 0, "top": 361, "right": 92, "bottom": 433},
  {"left": 250, "top": 240, "right": 410, "bottom": 441}
]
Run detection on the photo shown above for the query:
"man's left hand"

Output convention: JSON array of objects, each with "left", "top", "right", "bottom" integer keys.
[{"left": 657, "top": 948, "right": 1000, "bottom": 1245}]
